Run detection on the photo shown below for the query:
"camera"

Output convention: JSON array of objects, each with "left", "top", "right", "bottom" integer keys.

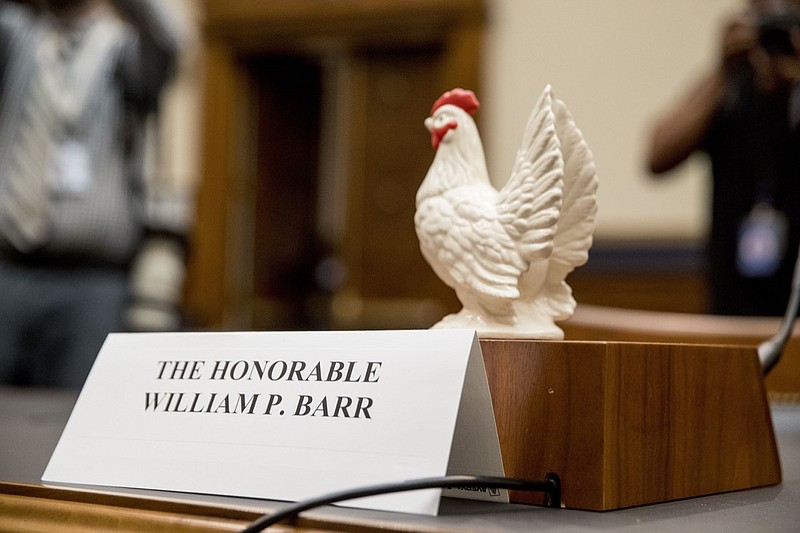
[{"left": 758, "top": 13, "right": 800, "bottom": 56}]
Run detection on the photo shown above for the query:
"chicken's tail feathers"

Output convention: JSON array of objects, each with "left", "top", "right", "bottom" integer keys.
[
  {"left": 497, "top": 85, "right": 565, "bottom": 265},
  {"left": 539, "top": 280, "right": 577, "bottom": 322},
  {"left": 547, "top": 92, "right": 598, "bottom": 286},
  {"left": 531, "top": 91, "right": 597, "bottom": 323}
]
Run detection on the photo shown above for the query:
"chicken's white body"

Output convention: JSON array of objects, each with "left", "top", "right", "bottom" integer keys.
[{"left": 415, "top": 86, "right": 598, "bottom": 339}]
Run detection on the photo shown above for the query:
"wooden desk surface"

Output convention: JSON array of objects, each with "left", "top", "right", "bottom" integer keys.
[{"left": 2, "top": 386, "right": 799, "bottom": 532}]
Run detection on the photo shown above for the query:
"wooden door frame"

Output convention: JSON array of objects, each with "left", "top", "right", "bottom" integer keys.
[{"left": 185, "top": 0, "right": 485, "bottom": 328}]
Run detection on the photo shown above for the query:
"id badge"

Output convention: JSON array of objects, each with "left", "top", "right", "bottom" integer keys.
[
  {"left": 736, "top": 203, "right": 788, "bottom": 278},
  {"left": 50, "top": 140, "right": 92, "bottom": 196}
]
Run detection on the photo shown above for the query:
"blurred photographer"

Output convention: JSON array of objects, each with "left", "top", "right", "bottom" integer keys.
[
  {"left": 647, "top": 0, "right": 800, "bottom": 316},
  {"left": 0, "top": 0, "right": 190, "bottom": 388}
]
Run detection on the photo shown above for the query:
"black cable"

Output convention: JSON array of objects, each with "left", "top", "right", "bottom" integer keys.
[
  {"left": 240, "top": 473, "right": 561, "bottom": 532},
  {"left": 759, "top": 242, "right": 800, "bottom": 374}
]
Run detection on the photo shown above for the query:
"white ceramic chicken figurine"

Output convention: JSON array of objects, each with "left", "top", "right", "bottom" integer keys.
[{"left": 414, "top": 86, "right": 598, "bottom": 339}]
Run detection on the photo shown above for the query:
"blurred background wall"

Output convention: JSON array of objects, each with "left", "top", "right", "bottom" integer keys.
[
  {"left": 174, "top": 0, "right": 745, "bottom": 330},
  {"left": 482, "top": 0, "right": 740, "bottom": 241}
]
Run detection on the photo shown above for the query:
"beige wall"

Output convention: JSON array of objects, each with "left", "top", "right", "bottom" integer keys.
[
  {"left": 481, "top": 0, "right": 742, "bottom": 241},
  {"left": 173, "top": 1, "right": 746, "bottom": 241}
]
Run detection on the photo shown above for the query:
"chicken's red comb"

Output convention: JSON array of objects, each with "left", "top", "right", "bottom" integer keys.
[{"left": 431, "top": 88, "right": 480, "bottom": 115}]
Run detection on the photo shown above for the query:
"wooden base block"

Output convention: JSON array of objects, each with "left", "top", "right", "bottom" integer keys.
[{"left": 479, "top": 340, "right": 782, "bottom": 510}]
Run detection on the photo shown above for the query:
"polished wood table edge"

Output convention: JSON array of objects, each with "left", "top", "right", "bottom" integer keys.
[{"left": 0, "top": 481, "right": 420, "bottom": 533}]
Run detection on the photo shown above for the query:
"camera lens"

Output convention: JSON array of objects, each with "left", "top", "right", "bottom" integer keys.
[{"left": 758, "top": 14, "right": 800, "bottom": 56}]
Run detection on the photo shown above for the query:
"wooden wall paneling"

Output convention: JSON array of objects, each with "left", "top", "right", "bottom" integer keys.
[
  {"left": 202, "top": 0, "right": 486, "bottom": 48},
  {"left": 334, "top": 46, "right": 463, "bottom": 329},
  {"left": 249, "top": 56, "right": 323, "bottom": 330},
  {"left": 332, "top": 20, "right": 484, "bottom": 329},
  {"left": 184, "top": 42, "right": 254, "bottom": 328},
  {"left": 186, "top": 0, "right": 486, "bottom": 330}
]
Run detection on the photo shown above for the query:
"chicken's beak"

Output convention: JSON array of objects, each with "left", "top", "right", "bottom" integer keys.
[
  {"left": 426, "top": 117, "right": 457, "bottom": 151},
  {"left": 424, "top": 117, "right": 438, "bottom": 150}
]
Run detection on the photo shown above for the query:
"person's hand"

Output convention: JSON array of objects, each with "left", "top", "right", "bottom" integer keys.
[{"left": 720, "top": 11, "right": 759, "bottom": 74}]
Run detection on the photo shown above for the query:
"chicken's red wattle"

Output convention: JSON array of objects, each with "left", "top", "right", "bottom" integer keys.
[{"left": 431, "top": 121, "right": 458, "bottom": 150}]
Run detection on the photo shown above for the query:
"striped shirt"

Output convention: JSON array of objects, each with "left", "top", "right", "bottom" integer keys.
[{"left": 0, "top": 0, "right": 186, "bottom": 265}]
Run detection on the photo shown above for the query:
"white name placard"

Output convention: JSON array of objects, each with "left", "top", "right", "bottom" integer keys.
[{"left": 43, "top": 329, "right": 507, "bottom": 516}]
